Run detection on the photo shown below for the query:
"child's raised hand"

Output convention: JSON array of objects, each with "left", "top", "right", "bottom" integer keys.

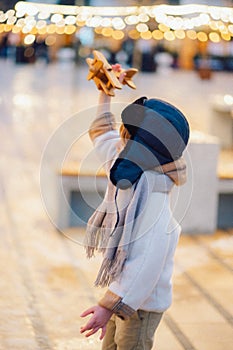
[
  {"left": 112, "top": 63, "right": 121, "bottom": 72},
  {"left": 112, "top": 64, "right": 126, "bottom": 84},
  {"left": 80, "top": 305, "right": 113, "bottom": 340}
]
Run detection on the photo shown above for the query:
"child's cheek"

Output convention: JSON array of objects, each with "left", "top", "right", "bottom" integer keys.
[{"left": 116, "top": 140, "right": 124, "bottom": 153}]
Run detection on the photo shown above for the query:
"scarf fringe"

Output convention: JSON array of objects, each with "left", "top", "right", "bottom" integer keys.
[
  {"left": 85, "top": 225, "right": 106, "bottom": 258},
  {"left": 94, "top": 250, "right": 127, "bottom": 287}
]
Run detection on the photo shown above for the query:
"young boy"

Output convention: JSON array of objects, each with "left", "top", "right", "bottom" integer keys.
[{"left": 80, "top": 65, "right": 189, "bottom": 349}]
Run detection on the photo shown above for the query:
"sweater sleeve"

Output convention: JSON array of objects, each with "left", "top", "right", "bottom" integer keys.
[
  {"left": 89, "top": 111, "right": 117, "bottom": 142},
  {"left": 89, "top": 112, "right": 120, "bottom": 173}
]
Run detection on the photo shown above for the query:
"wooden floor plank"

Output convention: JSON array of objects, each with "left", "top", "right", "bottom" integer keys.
[{"left": 176, "top": 235, "right": 233, "bottom": 318}]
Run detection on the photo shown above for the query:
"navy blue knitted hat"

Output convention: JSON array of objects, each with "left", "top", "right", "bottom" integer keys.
[{"left": 110, "top": 96, "right": 190, "bottom": 189}]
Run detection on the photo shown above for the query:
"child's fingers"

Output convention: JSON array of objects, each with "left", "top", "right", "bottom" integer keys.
[
  {"left": 80, "top": 318, "right": 96, "bottom": 333},
  {"left": 80, "top": 306, "right": 96, "bottom": 317},
  {"left": 112, "top": 63, "right": 121, "bottom": 72},
  {"left": 99, "top": 325, "right": 107, "bottom": 340},
  {"left": 85, "top": 327, "right": 100, "bottom": 338}
]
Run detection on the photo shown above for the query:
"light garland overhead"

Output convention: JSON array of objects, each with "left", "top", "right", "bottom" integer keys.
[{"left": 0, "top": 1, "right": 232, "bottom": 43}]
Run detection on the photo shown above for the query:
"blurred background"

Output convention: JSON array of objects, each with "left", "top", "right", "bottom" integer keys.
[
  {"left": 1, "top": 0, "right": 233, "bottom": 71},
  {"left": 0, "top": 1, "right": 232, "bottom": 350}
]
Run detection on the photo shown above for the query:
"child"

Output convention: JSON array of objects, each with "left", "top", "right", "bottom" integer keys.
[{"left": 80, "top": 65, "right": 189, "bottom": 349}]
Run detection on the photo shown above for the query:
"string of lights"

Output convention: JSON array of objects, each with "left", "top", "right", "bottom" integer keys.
[{"left": 0, "top": 1, "right": 232, "bottom": 44}]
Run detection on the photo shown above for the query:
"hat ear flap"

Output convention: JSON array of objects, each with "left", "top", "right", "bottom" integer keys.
[
  {"left": 110, "top": 138, "right": 144, "bottom": 189},
  {"left": 110, "top": 157, "right": 142, "bottom": 189}
]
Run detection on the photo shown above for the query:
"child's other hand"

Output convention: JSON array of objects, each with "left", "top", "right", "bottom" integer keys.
[{"left": 80, "top": 305, "right": 113, "bottom": 340}]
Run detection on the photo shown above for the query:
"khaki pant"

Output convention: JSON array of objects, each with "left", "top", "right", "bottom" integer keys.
[{"left": 102, "top": 310, "right": 163, "bottom": 350}]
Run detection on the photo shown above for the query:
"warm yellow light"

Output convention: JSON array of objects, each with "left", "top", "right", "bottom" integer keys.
[
  {"left": 112, "top": 30, "right": 124, "bottom": 40},
  {"left": 6, "top": 10, "right": 15, "bottom": 18},
  {"left": 36, "top": 20, "right": 46, "bottom": 29},
  {"left": 155, "top": 12, "right": 167, "bottom": 25},
  {"left": 22, "top": 25, "right": 31, "bottom": 34},
  {"left": 16, "top": 11, "right": 25, "bottom": 18},
  {"left": 7, "top": 16, "right": 17, "bottom": 25},
  {"left": 0, "top": 13, "right": 7, "bottom": 23},
  {"left": 25, "top": 16, "right": 36, "bottom": 26},
  {"left": 152, "top": 29, "right": 163, "bottom": 40},
  {"left": 158, "top": 23, "right": 169, "bottom": 32},
  {"left": 140, "top": 31, "right": 152, "bottom": 40},
  {"left": 209, "top": 7, "right": 221, "bottom": 21},
  {"left": 24, "top": 34, "right": 36, "bottom": 45},
  {"left": 102, "top": 27, "right": 113, "bottom": 37},
  {"left": 12, "top": 25, "right": 21, "bottom": 33},
  {"left": 228, "top": 24, "right": 233, "bottom": 34},
  {"left": 136, "top": 23, "right": 148, "bottom": 33},
  {"left": 76, "top": 21, "right": 86, "bottom": 27},
  {"left": 56, "top": 19, "right": 65, "bottom": 27},
  {"left": 209, "top": 32, "right": 220, "bottom": 43},
  {"left": 209, "top": 20, "right": 218, "bottom": 30},
  {"left": 12, "top": 2, "right": 233, "bottom": 23},
  {"left": 101, "top": 18, "right": 112, "bottom": 27},
  {"left": 45, "top": 35, "right": 56, "bottom": 46},
  {"left": 138, "top": 13, "right": 149, "bottom": 23},
  {"left": 3, "top": 1, "right": 233, "bottom": 39},
  {"left": 15, "top": 2, "right": 37, "bottom": 17},
  {"left": 197, "top": 31, "right": 208, "bottom": 42},
  {"left": 128, "top": 29, "right": 140, "bottom": 40},
  {"left": 55, "top": 26, "right": 65, "bottom": 35},
  {"left": 112, "top": 17, "right": 125, "bottom": 30},
  {"left": 47, "top": 24, "right": 56, "bottom": 34},
  {"left": 94, "top": 27, "right": 102, "bottom": 34},
  {"left": 51, "top": 13, "right": 63, "bottom": 23},
  {"left": 216, "top": 20, "right": 226, "bottom": 32},
  {"left": 16, "top": 18, "right": 25, "bottom": 27},
  {"left": 182, "top": 18, "right": 193, "bottom": 30},
  {"left": 164, "top": 31, "right": 175, "bottom": 41},
  {"left": 65, "top": 15, "right": 76, "bottom": 25},
  {"left": 4, "top": 24, "right": 13, "bottom": 32},
  {"left": 25, "top": 4, "right": 38, "bottom": 16},
  {"left": 168, "top": 16, "right": 183, "bottom": 30},
  {"left": 38, "top": 27, "right": 47, "bottom": 35},
  {"left": 38, "top": 11, "right": 50, "bottom": 20},
  {"left": 0, "top": 24, "right": 4, "bottom": 33},
  {"left": 186, "top": 29, "right": 197, "bottom": 40},
  {"left": 220, "top": 27, "right": 228, "bottom": 34},
  {"left": 77, "top": 13, "right": 90, "bottom": 22},
  {"left": 85, "top": 16, "right": 100, "bottom": 27},
  {"left": 65, "top": 25, "right": 76, "bottom": 35},
  {"left": 14, "top": 2, "right": 31, "bottom": 14},
  {"left": 125, "top": 15, "right": 139, "bottom": 25},
  {"left": 218, "top": 23, "right": 228, "bottom": 33},
  {"left": 221, "top": 32, "right": 231, "bottom": 41},
  {"left": 199, "top": 13, "right": 210, "bottom": 25},
  {"left": 174, "top": 29, "right": 185, "bottom": 39},
  {"left": 220, "top": 10, "right": 231, "bottom": 23},
  {"left": 30, "top": 27, "right": 37, "bottom": 35}
]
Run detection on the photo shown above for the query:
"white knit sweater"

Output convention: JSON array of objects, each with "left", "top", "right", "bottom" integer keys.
[{"left": 93, "top": 129, "right": 181, "bottom": 317}]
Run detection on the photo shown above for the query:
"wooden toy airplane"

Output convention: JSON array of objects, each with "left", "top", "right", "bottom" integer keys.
[{"left": 86, "top": 50, "right": 138, "bottom": 96}]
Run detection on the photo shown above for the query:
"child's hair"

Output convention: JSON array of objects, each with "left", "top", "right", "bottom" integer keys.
[{"left": 119, "top": 124, "right": 131, "bottom": 145}]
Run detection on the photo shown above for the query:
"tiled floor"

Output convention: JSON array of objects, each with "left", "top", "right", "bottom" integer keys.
[{"left": 0, "top": 59, "right": 232, "bottom": 349}]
